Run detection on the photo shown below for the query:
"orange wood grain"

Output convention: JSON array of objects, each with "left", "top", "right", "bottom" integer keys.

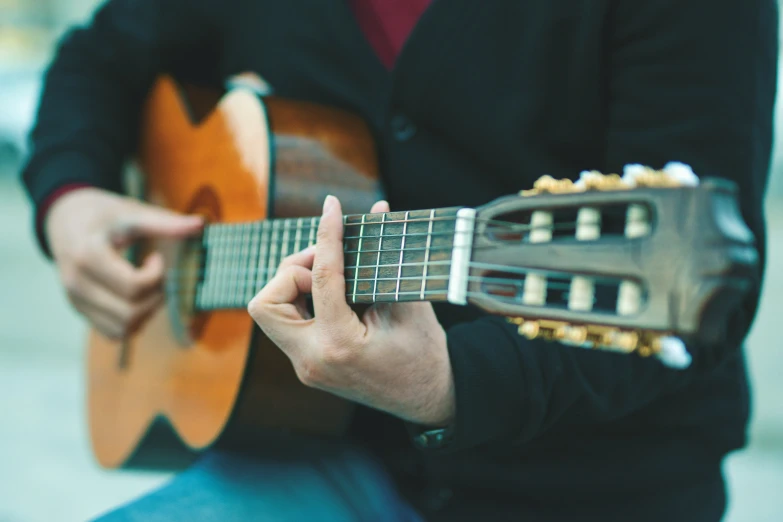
[{"left": 88, "top": 77, "right": 269, "bottom": 467}]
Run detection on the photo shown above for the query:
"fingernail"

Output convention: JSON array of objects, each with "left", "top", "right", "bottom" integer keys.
[{"left": 323, "top": 195, "right": 337, "bottom": 215}]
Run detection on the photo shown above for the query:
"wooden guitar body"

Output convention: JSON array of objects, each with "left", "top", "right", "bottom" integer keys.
[{"left": 88, "top": 76, "right": 382, "bottom": 469}]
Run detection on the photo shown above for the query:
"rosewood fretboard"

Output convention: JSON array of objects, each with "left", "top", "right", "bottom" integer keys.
[{"left": 195, "top": 208, "right": 463, "bottom": 310}]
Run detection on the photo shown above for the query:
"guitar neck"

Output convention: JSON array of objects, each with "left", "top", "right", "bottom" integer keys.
[{"left": 194, "top": 207, "right": 476, "bottom": 311}]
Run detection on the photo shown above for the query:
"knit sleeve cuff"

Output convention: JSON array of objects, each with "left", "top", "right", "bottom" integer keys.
[
  {"left": 35, "top": 183, "right": 94, "bottom": 258},
  {"left": 23, "top": 150, "right": 120, "bottom": 258}
]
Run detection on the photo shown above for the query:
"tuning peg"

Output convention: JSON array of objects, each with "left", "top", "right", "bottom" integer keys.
[{"left": 655, "top": 336, "right": 693, "bottom": 369}]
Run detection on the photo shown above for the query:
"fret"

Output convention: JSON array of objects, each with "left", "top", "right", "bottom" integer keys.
[
  {"left": 372, "top": 213, "right": 386, "bottom": 301},
  {"left": 395, "top": 211, "right": 409, "bottom": 302},
  {"left": 294, "top": 217, "right": 303, "bottom": 253},
  {"left": 281, "top": 219, "right": 291, "bottom": 259},
  {"left": 420, "top": 209, "right": 435, "bottom": 300},
  {"left": 309, "top": 217, "right": 317, "bottom": 247},
  {"left": 257, "top": 221, "right": 270, "bottom": 293},
  {"left": 223, "top": 224, "right": 235, "bottom": 308},
  {"left": 266, "top": 220, "right": 281, "bottom": 286},
  {"left": 246, "top": 222, "right": 260, "bottom": 303},
  {"left": 237, "top": 222, "right": 249, "bottom": 305},
  {"left": 351, "top": 214, "right": 366, "bottom": 303},
  {"left": 219, "top": 225, "right": 231, "bottom": 308}
]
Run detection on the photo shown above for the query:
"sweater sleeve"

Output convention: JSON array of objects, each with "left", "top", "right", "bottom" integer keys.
[
  {"left": 412, "top": 0, "right": 778, "bottom": 453},
  {"left": 20, "top": 0, "right": 221, "bottom": 256}
]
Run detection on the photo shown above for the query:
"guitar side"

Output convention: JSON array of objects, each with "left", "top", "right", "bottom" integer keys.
[{"left": 87, "top": 76, "right": 382, "bottom": 469}]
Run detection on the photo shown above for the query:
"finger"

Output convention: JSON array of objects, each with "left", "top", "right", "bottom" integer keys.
[
  {"left": 278, "top": 245, "right": 316, "bottom": 272},
  {"left": 248, "top": 265, "right": 313, "bottom": 321},
  {"left": 86, "top": 250, "right": 166, "bottom": 301},
  {"left": 370, "top": 200, "right": 391, "bottom": 214},
  {"left": 111, "top": 205, "right": 203, "bottom": 247},
  {"left": 310, "top": 196, "right": 357, "bottom": 327},
  {"left": 70, "top": 276, "right": 164, "bottom": 329}
]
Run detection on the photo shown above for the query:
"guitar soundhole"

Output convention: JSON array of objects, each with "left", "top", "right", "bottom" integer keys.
[{"left": 165, "top": 185, "right": 222, "bottom": 345}]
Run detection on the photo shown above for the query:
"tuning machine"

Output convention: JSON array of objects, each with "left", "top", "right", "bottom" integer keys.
[
  {"left": 518, "top": 162, "right": 700, "bottom": 197},
  {"left": 505, "top": 317, "right": 692, "bottom": 369}
]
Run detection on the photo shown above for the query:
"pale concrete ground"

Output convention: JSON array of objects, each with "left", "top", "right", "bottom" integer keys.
[{"left": 0, "top": 157, "right": 782, "bottom": 521}]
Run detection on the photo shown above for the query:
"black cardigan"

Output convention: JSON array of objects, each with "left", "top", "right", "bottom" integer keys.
[{"left": 21, "top": 0, "right": 779, "bottom": 520}]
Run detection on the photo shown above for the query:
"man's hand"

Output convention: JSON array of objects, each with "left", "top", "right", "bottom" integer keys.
[
  {"left": 248, "top": 196, "right": 456, "bottom": 427},
  {"left": 46, "top": 188, "right": 203, "bottom": 340}
]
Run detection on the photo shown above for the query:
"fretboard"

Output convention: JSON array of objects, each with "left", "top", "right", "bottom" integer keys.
[{"left": 195, "top": 207, "right": 473, "bottom": 311}]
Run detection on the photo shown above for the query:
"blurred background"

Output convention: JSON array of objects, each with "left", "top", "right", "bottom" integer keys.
[{"left": 0, "top": 1, "right": 782, "bottom": 521}]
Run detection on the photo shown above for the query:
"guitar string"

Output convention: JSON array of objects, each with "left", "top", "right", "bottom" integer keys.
[
  {"left": 181, "top": 265, "right": 610, "bottom": 306},
  {"left": 172, "top": 211, "right": 618, "bottom": 274},
  {"left": 203, "top": 219, "right": 588, "bottom": 242},
  {"left": 194, "top": 288, "right": 598, "bottom": 310},
  {"left": 169, "top": 213, "right": 630, "bottom": 304},
  {"left": 181, "top": 267, "right": 607, "bottom": 296},
  {"left": 165, "top": 238, "right": 613, "bottom": 282}
]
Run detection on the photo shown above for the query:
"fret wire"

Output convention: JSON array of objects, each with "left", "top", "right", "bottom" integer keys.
[
  {"left": 240, "top": 223, "right": 250, "bottom": 303},
  {"left": 267, "top": 220, "right": 280, "bottom": 288},
  {"left": 309, "top": 217, "right": 317, "bottom": 247},
  {"left": 281, "top": 219, "right": 291, "bottom": 260},
  {"left": 420, "top": 209, "right": 435, "bottom": 300},
  {"left": 352, "top": 214, "right": 366, "bottom": 304},
  {"left": 224, "top": 224, "right": 235, "bottom": 307},
  {"left": 231, "top": 223, "right": 240, "bottom": 306},
  {"left": 247, "top": 222, "right": 260, "bottom": 303},
  {"left": 396, "top": 211, "right": 409, "bottom": 302},
  {"left": 294, "top": 217, "right": 303, "bottom": 255},
  {"left": 256, "top": 222, "right": 269, "bottom": 294},
  {"left": 239, "top": 222, "right": 249, "bottom": 304},
  {"left": 373, "top": 213, "right": 385, "bottom": 301},
  {"left": 220, "top": 225, "right": 229, "bottom": 308}
]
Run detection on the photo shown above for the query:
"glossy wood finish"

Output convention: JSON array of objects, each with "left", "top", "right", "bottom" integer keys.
[{"left": 87, "top": 76, "right": 382, "bottom": 469}]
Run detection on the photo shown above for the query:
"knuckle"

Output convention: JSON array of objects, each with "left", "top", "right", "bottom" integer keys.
[
  {"left": 320, "top": 336, "right": 354, "bottom": 366},
  {"left": 316, "top": 224, "right": 330, "bottom": 243},
  {"left": 125, "top": 281, "right": 145, "bottom": 300},
  {"left": 294, "top": 358, "right": 322, "bottom": 388},
  {"left": 311, "top": 264, "right": 331, "bottom": 288},
  {"left": 247, "top": 296, "right": 263, "bottom": 318}
]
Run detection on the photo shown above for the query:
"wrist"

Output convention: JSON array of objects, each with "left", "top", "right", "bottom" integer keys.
[{"left": 37, "top": 184, "right": 93, "bottom": 257}]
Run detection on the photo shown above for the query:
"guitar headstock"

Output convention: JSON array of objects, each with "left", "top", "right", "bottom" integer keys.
[{"left": 466, "top": 163, "right": 757, "bottom": 369}]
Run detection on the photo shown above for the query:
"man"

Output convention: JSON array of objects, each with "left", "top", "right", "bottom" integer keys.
[{"left": 22, "top": 0, "right": 778, "bottom": 520}]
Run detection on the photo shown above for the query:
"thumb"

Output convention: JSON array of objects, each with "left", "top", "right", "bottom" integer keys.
[{"left": 111, "top": 204, "right": 204, "bottom": 245}]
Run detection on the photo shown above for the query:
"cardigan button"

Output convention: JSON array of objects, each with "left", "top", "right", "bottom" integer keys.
[{"left": 390, "top": 113, "right": 417, "bottom": 141}]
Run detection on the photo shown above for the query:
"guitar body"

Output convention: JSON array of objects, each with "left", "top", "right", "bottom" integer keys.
[{"left": 88, "top": 76, "right": 382, "bottom": 469}]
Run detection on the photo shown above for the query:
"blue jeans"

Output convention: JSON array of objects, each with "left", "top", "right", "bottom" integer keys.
[{"left": 94, "top": 437, "right": 424, "bottom": 522}]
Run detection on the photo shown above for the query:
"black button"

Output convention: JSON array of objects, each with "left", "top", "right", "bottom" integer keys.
[
  {"left": 390, "top": 113, "right": 417, "bottom": 141},
  {"left": 413, "top": 428, "right": 449, "bottom": 449}
]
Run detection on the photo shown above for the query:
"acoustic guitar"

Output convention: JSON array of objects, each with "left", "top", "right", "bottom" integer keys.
[{"left": 87, "top": 75, "right": 757, "bottom": 470}]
